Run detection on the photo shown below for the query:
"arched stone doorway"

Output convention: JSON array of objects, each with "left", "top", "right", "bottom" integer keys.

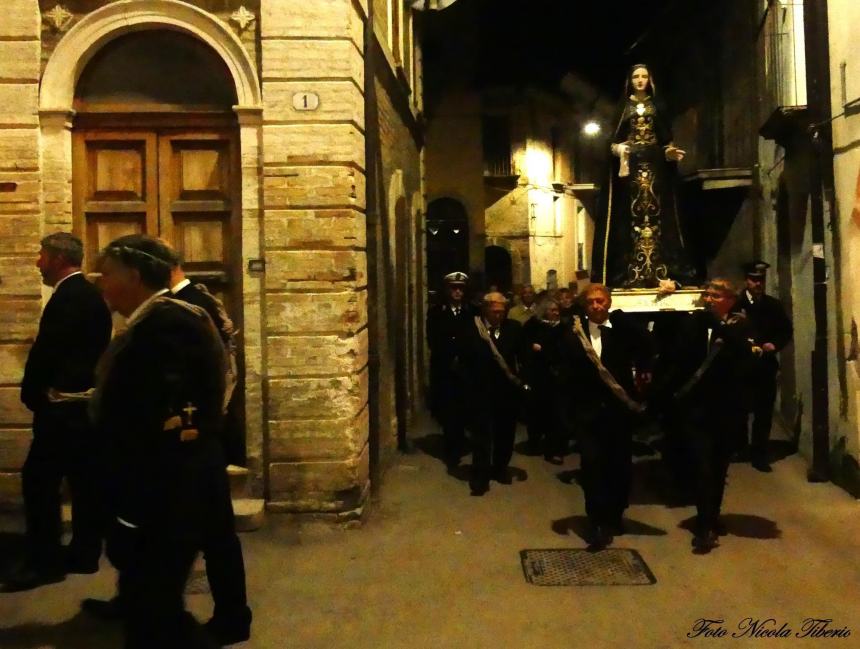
[
  {"left": 426, "top": 197, "right": 469, "bottom": 298},
  {"left": 38, "top": 0, "right": 264, "bottom": 489},
  {"left": 484, "top": 245, "right": 513, "bottom": 294}
]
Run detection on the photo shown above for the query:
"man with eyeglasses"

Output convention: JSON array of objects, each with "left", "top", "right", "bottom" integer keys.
[{"left": 655, "top": 278, "right": 754, "bottom": 553}]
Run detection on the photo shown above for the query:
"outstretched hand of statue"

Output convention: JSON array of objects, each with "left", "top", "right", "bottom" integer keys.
[{"left": 664, "top": 145, "right": 686, "bottom": 162}]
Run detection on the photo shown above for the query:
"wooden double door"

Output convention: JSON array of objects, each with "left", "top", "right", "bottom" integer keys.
[
  {"left": 72, "top": 123, "right": 246, "bottom": 462},
  {"left": 72, "top": 125, "right": 241, "bottom": 310}
]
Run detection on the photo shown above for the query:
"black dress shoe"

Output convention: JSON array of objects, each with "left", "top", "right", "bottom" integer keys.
[
  {"left": 544, "top": 455, "right": 564, "bottom": 466},
  {"left": 587, "top": 525, "right": 613, "bottom": 551},
  {"left": 205, "top": 611, "right": 252, "bottom": 646},
  {"left": 752, "top": 459, "right": 773, "bottom": 473},
  {"left": 692, "top": 530, "right": 719, "bottom": 553},
  {"left": 469, "top": 481, "right": 489, "bottom": 496},
  {"left": 1, "top": 566, "right": 65, "bottom": 592},
  {"left": 81, "top": 596, "right": 125, "bottom": 621}
]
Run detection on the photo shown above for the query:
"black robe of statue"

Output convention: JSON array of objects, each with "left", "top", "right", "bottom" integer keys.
[{"left": 592, "top": 96, "right": 697, "bottom": 288}]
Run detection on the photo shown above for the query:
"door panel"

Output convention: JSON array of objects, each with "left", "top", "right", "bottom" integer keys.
[
  {"left": 158, "top": 133, "right": 235, "bottom": 288},
  {"left": 72, "top": 123, "right": 245, "bottom": 463},
  {"left": 73, "top": 132, "right": 158, "bottom": 271}
]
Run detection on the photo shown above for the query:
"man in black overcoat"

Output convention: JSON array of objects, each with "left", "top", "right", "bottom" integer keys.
[
  {"left": 426, "top": 271, "right": 474, "bottom": 468},
  {"left": 3, "top": 233, "right": 112, "bottom": 592},
  {"left": 566, "top": 284, "right": 653, "bottom": 549},
  {"left": 90, "top": 234, "right": 228, "bottom": 649},
  {"left": 737, "top": 261, "right": 793, "bottom": 472},
  {"left": 458, "top": 291, "right": 524, "bottom": 496},
  {"left": 655, "top": 278, "right": 754, "bottom": 553}
]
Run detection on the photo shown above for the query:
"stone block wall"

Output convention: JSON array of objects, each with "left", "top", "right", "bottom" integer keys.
[
  {"left": 0, "top": 0, "right": 41, "bottom": 507},
  {"left": 260, "top": 0, "right": 371, "bottom": 514}
]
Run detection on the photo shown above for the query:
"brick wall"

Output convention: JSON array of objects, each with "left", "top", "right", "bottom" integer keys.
[
  {"left": 0, "top": 0, "right": 41, "bottom": 507},
  {"left": 260, "top": 0, "right": 370, "bottom": 514}
]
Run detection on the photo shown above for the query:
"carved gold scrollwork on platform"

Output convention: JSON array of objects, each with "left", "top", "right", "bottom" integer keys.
[{"left": 626, "top": 161, "right": 667, "bottom": 286}]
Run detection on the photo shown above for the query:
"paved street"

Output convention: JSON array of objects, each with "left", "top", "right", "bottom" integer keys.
[{"left": 2, "top": 415, "right": 859, "bottom": 649}]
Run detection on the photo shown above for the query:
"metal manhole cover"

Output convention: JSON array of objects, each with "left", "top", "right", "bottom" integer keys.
[
  {"left": 520, "top": 549, "right": 656, "bottom": 586},
  {"left": 185, "top": 569, "right": 210, "bottom": 594}
]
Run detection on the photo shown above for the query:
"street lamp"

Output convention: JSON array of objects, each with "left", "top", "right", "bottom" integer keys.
[{"left": 582, "top": 121, "right": 601, "bottom": 137}]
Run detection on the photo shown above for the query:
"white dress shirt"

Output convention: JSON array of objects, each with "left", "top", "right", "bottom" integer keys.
[
  {"left": 171, "top": 278, "right": 191, "bottom": 294},
  {"left": 588, "top": 318, "right": 612, "bottom": 358},
  {"left": 52, "top": 270, "right": 83, "bottom": 293}
]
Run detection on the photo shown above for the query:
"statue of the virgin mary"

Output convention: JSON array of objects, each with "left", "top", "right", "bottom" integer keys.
[{"left": 591, "top": 64, "right": 698, "bottom": 288}]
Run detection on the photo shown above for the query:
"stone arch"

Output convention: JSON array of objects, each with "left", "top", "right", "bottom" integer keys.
[
  {"left": 40, "top": 0, "right": 261, "bottom": 112},
  {"left": 36, "top": 0, "right": 265, "bottom": 495}
]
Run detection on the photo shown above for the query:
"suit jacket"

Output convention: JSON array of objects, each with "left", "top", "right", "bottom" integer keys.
[
  {"left": 458, "top": 317, "right": 523, "bottom": 408},
  {"left": 521, "top": 318, "right": 572, "bottom": 391},
  {"left": 737, "top": 291, "right": 792, "bottom": 368},
  {"left": 173, "top": 283, "right": 230, "bottom": 346},
  {"left": 21, "top": 273, "right": 112, "bottom": 413},
  {"left": 654, "top": 309, "right": 754, "bottom": 420},
  {"left": 567, "top": 310, "right": 653, "bottom": 420},
  {"left": 92, "top": 298, "right": 226, "bottom": 528},
  {"left": 427, "top": 302, "right": 475, "bottom": 372}
]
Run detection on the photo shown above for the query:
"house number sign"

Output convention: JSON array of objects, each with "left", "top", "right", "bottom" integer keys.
[{"left": 293, "top": 92, "right": 320, "bottom": 111}]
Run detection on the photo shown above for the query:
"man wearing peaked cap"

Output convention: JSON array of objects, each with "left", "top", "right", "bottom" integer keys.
[
  {"left": 737, "top": 261, "right": 793, "bottom": 472},
  {"left": 427, "top": 271, "right": 474, "bottom": 469}
]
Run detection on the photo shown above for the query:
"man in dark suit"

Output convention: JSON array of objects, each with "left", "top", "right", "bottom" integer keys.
[
  {"left": 737, "top": 261, "right": 793, "bottom": 472},
  {"left": 459, "top": 291, "right": 524, "bottom": 495},
  {"left": 167, "top": 250, "right": 252, "bottom": 645},
  {"left": 567, "top": 284, "right": 653, "bottom": 549},
  {"left": 3, "top": 233, "right": 112, "bottom": 592},
  {"left": 656, "top": 278, "right": 754, "bottom": 553},
  {"left": 426, "top": 271, "right": 474, "bottom": 469},
  {"left": 89, "top": 234, "right": 227, "bottom": 649}
]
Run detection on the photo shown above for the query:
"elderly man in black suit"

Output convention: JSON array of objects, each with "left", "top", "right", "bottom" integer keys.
[
  {"left": 567, "top": 284, "right": 653, "bottom": 549},
  {"left": 737, "top": 261, "right": 793, "bottom": 472},
  {"left": 459, "top": 291, "right": 525, "bottom": 496},
  {"left": 3, "top": 233, "right": 112, "bottom": 592},
  {"left": 90, "top": 234, "right": 228, "bottom": 649},
  {"left": 656, "top": 278, "right": 754, "bottom": 553}
]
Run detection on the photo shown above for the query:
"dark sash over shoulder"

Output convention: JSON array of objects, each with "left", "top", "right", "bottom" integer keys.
[
  {"left": 473, "top": 316, "right": 523, "bottom": 389},
  {"left": 673, "top": 312, "right": 746, "bottom": 400},
  {"left": 572, "top": 315, "right": 645, "bottom": 413}
]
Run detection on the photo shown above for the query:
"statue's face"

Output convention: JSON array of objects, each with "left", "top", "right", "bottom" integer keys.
[{"left": 631, "top": 67, "right": 650, "bottom": 93}]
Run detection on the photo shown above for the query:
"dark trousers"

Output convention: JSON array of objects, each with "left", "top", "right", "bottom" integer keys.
[
  {"left": 526, "top": 381, "right": 570, "bottom": 457},
  {"left": 684, "top": 412, "right": 740, "bottom": 534},
  {"left": 109, "top": 438, "right": 250, "bottom": 642},
  {"left": 748, "top": 361, "right": 778, "bottom": 461},
  {"left": 577, "top": 408, "right": 633, "bottom": 526},
  {"left": 22, "top": 403, "right": 106, "bottom": 571},
  {"left": 203, "top": 443, "right": 251, "bottom": 628},
  {"left": 118, "top": 528, "right": 217, "bottom": 649},
  {"left": 432, "top": 364, "right": 467, "bottom": 464},
  {"left": 470, "top": 403, "right": 517, "bottom": 485}
]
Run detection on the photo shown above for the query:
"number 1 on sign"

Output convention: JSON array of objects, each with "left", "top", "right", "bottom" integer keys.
[{"left": 293, "top": 92, "right": 320, "bottom": 111}]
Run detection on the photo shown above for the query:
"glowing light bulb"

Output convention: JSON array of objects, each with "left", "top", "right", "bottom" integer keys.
[{"left": 583, "top": 121, "right": 601, "bottom": 136}]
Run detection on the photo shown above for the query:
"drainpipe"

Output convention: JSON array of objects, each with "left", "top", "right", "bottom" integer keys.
[
  {"left": 803, "top": 0, "right": 835, "bottom": 482},
  {"left": 365, "top": 0, "right": 383, "bottom": 486}
]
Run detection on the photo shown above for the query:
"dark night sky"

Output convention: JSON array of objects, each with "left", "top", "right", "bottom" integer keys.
[{"left": 422, "top": 0, "right": 684, "bottom": 108}]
